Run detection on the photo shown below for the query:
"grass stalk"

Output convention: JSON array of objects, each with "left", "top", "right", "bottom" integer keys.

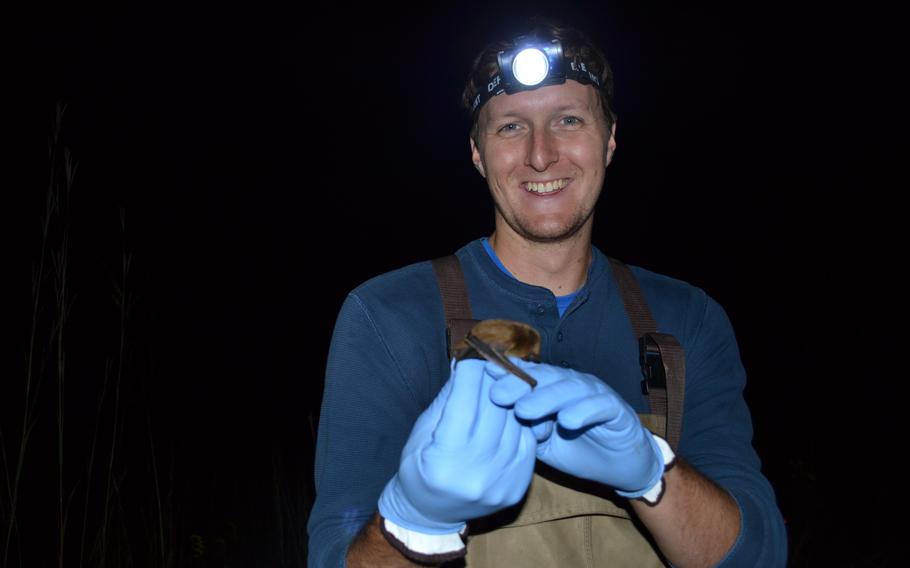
[
  {"left": 0, "top": 427, "right": 8, "bottom": 519},
  {"left": 79, "top": 359, "right": 110, "bottom": 568},
  {"left": 3, "top": 102, "right": 67, "bottom": 568},
  {"left": 53, "top": 144, "right": 75, "bottom": 568},
  {"left": 145, "top": 398, "right": 166, "bottom": 566},
  {"left": 98, "top": 209, "right": 131, "bottom": 567}
]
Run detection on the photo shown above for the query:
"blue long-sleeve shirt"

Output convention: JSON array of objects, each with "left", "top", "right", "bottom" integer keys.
[{"left": 307, "top": 239, "right": 787, "bottom": 566}]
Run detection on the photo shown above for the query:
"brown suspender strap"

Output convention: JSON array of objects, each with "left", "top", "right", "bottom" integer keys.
[
  {"left": 641, "top": 333, "right": 685, "bottom": 451},
  {"left": 608, "top": 258, "right": 686, "bottom": 451},
  {"left": 609, "top": 259, "right": 658, "bottom": 338},
  {"left": 432, "top": 256, "right": 480, "bottom": 359}
]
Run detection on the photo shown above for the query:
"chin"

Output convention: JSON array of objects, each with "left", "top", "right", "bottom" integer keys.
[
  {"left": 518, "top": 224, "right": 585, "bottom": 244},
  {"left": 497, "top": 204, "right": 594, "bottom": 244}
]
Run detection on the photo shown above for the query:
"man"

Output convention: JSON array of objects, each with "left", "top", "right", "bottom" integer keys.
[{"left": 308, "top": 22, "right": 787, "bottom": 567}]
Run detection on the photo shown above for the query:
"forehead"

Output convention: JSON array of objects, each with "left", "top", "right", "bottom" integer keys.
[{"left": 481, "top": 80, "right": 601, "bottom": 121}]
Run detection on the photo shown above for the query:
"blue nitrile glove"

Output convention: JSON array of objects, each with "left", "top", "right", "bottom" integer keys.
[
  {"left": 488, "top": 358, "right": 665, "bottom": 497},
  {"left": 378, "top": 358, "right": 538, "bottom": 536}
]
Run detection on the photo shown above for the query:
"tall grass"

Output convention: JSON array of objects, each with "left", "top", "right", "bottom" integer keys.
[
  {"left": 3, "top": 102, "right": 70, "bottom": 568},
  {"left": 51, "top": 110, "right": 77, "bottom": 568},
  {"left": 3, "top": 102, "right": 316, "bottom": 567},
  {"left": 97, "top": 209, "right": 132, "bottom": 567},
  {"left": 0, "top": 103, "right": 148, "bottom": 567}
]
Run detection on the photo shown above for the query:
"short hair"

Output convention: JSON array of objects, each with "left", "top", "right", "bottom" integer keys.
[{"left": 461, "top": 20, "right": 616, "bottom": 141}]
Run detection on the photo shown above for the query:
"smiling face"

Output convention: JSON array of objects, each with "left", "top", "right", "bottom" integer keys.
[{"left": 471, "top": 80, "right": 616, "bottom": 244}]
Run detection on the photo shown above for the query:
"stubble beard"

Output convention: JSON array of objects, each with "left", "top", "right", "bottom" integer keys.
[{"left": 493, "top": 199, "right": 597, "bottom": 244}]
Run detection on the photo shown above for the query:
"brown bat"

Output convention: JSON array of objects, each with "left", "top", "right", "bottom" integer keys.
[{"left": 453, "top": 320, "right": 541, "bottom": 389}]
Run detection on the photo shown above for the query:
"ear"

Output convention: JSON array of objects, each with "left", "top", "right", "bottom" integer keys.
[
  {"left": 470, "top": 136, "right": 486, "bottom": 178},
  {"left": 605, "top": 122, "right": 617, "bottom": 167}
]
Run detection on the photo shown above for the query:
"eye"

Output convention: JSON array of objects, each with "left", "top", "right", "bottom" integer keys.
[
  {"left": 561, "top": 116, "right": 584, "bottom": 127},
  {"left": 498, "top": 123, "right": 521, "bottom": 134}
]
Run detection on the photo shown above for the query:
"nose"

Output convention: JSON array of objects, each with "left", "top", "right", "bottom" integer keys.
[{"left": 526, "top": 128, "right": 558, "bottom": 172}]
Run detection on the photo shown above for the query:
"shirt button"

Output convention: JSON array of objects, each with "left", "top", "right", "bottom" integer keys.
[
  {"left": 556, "top": 332, "right": 564, "bottom": 342},
  {"left": 537, "top": 305, "right": 545, "bottom": 314},
  {"left": 560, "top": 361, "right": 570, "bottom": 368}
]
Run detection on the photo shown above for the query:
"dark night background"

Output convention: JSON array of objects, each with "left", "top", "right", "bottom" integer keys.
[{"left": 5, "top": 1, "right": 905, "bottom": 566}]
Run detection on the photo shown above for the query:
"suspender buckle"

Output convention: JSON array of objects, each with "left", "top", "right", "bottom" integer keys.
[{"left": 639, "top": 334, "right": 667, "bottom": 395}]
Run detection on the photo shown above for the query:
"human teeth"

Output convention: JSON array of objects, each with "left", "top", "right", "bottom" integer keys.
[{"left": 526, "top": 179, "right": 568, "bottom": 193}]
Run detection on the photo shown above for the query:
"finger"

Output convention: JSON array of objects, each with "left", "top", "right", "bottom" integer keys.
[
  {"left": 514, "top": 379, "right": 592, "bottom": 421},
  {"left": 433, "top": 358, "right": 486, "bottom": 447},
  {"left": 483, "top": 356, "right": 537, "bottom": 381},
  {"left": 515, "top": 412, "right": 554, "bottom": 442},
  {"left": 468, "top": 367, "right": 510, "bottom": 451},
  {"left": 488, "top": 359, "right": 569, "bottom": 391},
  {"left": 497, "top": 407, "right": 533, "bottom": 467},
  {"left": 486, "top": 358, "right": 559, "bottom": 406},
  {"left": 529, "top": 417, "right": 554, "bottom": 442},
  {"left": 486, "top": 410, "right": 537, "bottom": 506},
  {"left": 489, "top": 369, "right": 533, "bottom": 407},
  {"left": 553, "top": 392, "right": 622, "bottom": 430}
]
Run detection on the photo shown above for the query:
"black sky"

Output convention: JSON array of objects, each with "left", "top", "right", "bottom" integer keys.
[{"left": 7, "top": 1, "right": 908, "bottom": 564}]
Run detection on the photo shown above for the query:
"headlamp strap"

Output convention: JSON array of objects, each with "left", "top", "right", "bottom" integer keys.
[{"left": 567, "top": 56, "right": 602, "bottom": 88}]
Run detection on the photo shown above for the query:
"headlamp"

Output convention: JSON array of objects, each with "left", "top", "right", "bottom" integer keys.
[
  {"left": 470, "top": 36, "right": 605, "bottom": 116},
  {"left": 503, "top": 41, "right": 563, "bottom": 89}
]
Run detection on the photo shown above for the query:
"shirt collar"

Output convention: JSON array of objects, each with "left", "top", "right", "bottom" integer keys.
[{"left": 464, "top": 238, "right": 608, "bottom": 304}]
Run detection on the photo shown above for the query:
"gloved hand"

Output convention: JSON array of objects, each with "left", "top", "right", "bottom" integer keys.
[
  {"left": 488, "top": 359, "right": 665, "bottom": 497},
  {"left": 378, "top": 358, "right": 538, "bottom": 536}
]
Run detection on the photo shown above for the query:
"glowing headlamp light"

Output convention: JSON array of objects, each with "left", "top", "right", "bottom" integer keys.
[
  {"left": 504, "top": 42, "right": 563, "bottom": 89},
  {"left": 470, "top": 37, "right": 605, "bottom": 115}
]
